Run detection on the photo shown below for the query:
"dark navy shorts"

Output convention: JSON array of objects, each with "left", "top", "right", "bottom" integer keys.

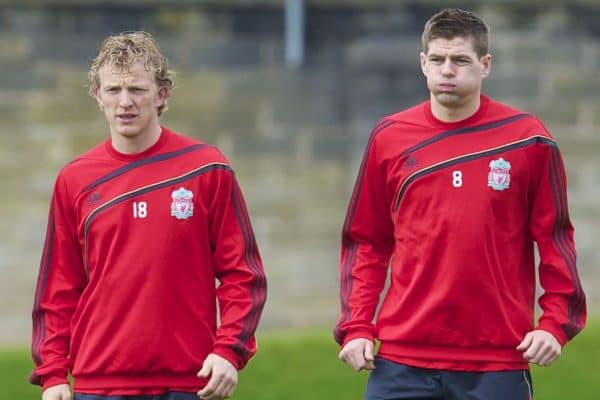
[
  {"left": 74, "top": 392, "right": 199, "bottom": 400},
  {"left": 365, "top": 357, "right": 533, "bottom": 400}
]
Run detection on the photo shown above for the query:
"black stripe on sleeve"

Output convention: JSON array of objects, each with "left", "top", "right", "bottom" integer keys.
[
  {"left": 548, "top": 146, "right": 585, "bottom": 338},
  {"left": 335, "top": 118, "right": 395, "bottom": 343},
  {"left": 31, "top": 209, "right": 55, "bottom": 366},
  {"left": 230, "top": 177, "right": 267, "bottom": 357}
]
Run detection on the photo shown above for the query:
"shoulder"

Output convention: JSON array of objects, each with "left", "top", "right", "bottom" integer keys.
[
  {"left": 486, "top": 96, "right": 555, "bottom": 141},
  {"left": 385, "top": 100, "right": 429, "bottom": 124},
  {"left": 382, "top": 99, "right": 431, "bottom": 131},
  {"left": 365, "top": 100, "right": 430, "bottom": 147},
  {"left": 165, "top": 128, "right": 231, "bottom": 165},
  {"left": 56, "top": 140, "right": 108, "bottom": 179}
]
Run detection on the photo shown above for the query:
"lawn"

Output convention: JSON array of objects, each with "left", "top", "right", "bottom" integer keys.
[{"left": 5, "top": 321, "right": 598, "bottom": 399}]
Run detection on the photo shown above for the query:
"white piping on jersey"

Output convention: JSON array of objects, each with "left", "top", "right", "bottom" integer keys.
[
  {"left": 82, "top": 162, "right": 229, "bottom": 277},
  {"left": 393, "top": 135, "right": 554, "bottom": 212}
]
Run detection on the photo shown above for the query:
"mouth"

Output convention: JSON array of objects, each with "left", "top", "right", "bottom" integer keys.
[
  {"left": 438, "top": 83, "right": 456, "bottom": 91},
  {"left": 117, "top": 113, "right": 137, "bottom": 122}
]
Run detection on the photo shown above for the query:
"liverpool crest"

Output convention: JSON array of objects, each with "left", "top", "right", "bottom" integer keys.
[
  {"left": 487, "top": 158, "right": 511, "bottom": 191},
  {"left": 170, "top": 187, "right": 194, "bottom": 220}
]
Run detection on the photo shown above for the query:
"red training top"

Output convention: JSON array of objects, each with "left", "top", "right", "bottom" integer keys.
[
  {"left": 31, "top": 127, "right": 267, "bottom": 394},
  {"left": 335, "top": 95, "right": 586, "bottom": 371}
]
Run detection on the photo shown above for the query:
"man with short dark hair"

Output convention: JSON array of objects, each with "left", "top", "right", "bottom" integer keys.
[
  {"left": 335, "top": 8, "right": 586, "bottom": 399},
  {"left": 30, "top": 31, "right": 267, "bottom": 400}
]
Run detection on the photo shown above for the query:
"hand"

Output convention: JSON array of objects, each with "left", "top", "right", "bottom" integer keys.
[
  {"left": 516, "top": 330, "right": 562, "bottom": 367},
  {"left": 338, "top": 338, "right": 376, "bottom": 371},
  {"left": 197, "top": 353, "right": 238, "bottom": 400},
  {"left": 42, "top": 384, "right": 71, "bottom": 400}
]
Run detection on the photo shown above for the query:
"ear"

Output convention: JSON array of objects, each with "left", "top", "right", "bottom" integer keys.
[
  {"left": 93, "top": 87, "right": 104, "bottom": 111},
  {"left": 419, "top": 52, "right": 428, "bottom": 77},
  {"left": 157, "top": 85, "right": 171, "bottom": 107},
  {"left": 480, "top": 53, "right": 492, "bottom": 79}
]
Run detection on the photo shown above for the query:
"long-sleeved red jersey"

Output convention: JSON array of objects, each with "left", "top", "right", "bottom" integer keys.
[
  {"left": 30, "top": 127, "right": 267, "bottom": 394},
  {"left": 335, "top": 95, "right": 586, "bottom": 371}
]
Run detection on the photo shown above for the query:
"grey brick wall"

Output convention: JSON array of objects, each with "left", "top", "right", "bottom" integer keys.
[{"left": 0, "top": 2, "right": 598, "bottom": 342}]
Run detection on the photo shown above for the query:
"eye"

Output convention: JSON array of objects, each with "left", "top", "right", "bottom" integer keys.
[
  {"left": 429, "top": 57, "right": 443, "bottom": 64},
  {"left": 455, "top": 58, "right": 471, "bottom": 65}
]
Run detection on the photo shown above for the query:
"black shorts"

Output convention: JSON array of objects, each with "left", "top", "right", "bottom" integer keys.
[{"left": 365, "top": 357, "right": 533, "bottom": 400}]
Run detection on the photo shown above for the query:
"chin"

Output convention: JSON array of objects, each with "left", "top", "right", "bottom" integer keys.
[
  {"left": 115, "top": 129, "right": 141, "bottom": 138},
  {"left": 112, "top": 123, "right": 138, "bottom": 134},
  {"left": 435, "top": 93, "right": 462, "bottom": 106}
]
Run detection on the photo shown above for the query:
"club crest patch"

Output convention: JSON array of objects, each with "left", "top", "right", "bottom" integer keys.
[
  {"left": 170, "top": 187, "right": 194, "bottom": 220},
  {"left": 487, "top": 157, "right": 511, "bottom": 191}
]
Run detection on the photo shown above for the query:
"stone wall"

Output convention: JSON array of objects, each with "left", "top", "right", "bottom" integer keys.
[{"left": 0, "top": 2, "right": 598, "bottom": 343}]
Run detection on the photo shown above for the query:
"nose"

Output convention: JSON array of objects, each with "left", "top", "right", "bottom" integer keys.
[
  {"left": 118, "top": 90, "right": 133, "bottom": 108},
  {"left": 441, "top": 58, "right": 455, "bottom": 76}
]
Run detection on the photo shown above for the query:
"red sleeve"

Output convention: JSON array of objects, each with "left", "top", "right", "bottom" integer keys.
[
  {"left": 30, "top": 172, "right": 86, "bottom": 389},
  {"left": 527, "top": 140, "right": 586, "bottom": 345},
  {"left": 334, "top": 120, "right": 395, "bottom": 346},
  {"left": 207, "top": 167, "right": 266, "bottom": 370}
]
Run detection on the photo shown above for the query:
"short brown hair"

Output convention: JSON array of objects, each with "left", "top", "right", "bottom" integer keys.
[
  {"left": 422, "top": 8, "right": 490, "bottom": 58},
  {"left": 88, "top": 31, "right": 174, "bottom": 116}
]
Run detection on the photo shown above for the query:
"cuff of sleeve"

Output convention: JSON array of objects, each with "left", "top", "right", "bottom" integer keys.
[
  {"left": 342, "top": 330, "right": 375, "bottom": 348},
  {"left": 212, "top": 346, "right": 245, "bottom": 370},
  {"left": 29, "top": 368, "right": 69, "bottom": 390},
  {"left": 536, "top": 321, "right": 568, "bottom": 346},
  {"left": 41, "top": 376, "right": 70, "bottom": 391}
]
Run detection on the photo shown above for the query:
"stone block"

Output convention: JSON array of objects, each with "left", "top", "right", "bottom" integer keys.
[
  {"left": 0, "top": 65, "right": 55, "bottom": 90},
  {"left": 346, "top": 35, "right": 421, "bottom": 71},
  {"left": 527, "top": 101, "right": 580, "bottom": 125},
  {"left": 188, "top": 38, "right": 265, "bottom": 67},
  {"left": 484, "top": 72, "right": 540, "bottom": 99},
  {"left": 552, "top": 72, "right": 600, "bottom": 98},
  {"left": 261, "top": 66, "right": 347, "bottom": 128},
  {"left": 311, "top": 131, "right": 352, "bottom": 161},
  {"left": 0, "top": 33, "right": 33, "bottom": 64},
  {"left": 234, "top": 135, "right": 295, "bottom": 157},
  {"left": 163, "top": 70, "right": 228, "bottom": 135},
  {"left": 512, "top": 38, "right": 582, "bottom": 67}
]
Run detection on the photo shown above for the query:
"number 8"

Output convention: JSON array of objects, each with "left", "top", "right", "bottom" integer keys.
[{"left": 452, "top": 170, "right": 463, "bottom": 188}]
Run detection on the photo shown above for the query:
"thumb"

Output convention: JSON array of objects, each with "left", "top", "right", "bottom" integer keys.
[
  {"left": 197, "top": 356, "right": 213, "bottom": 378},
  {"left": 516, "top": 332, "right": 533, "bottom": 351},
  {"left": 364, "top": 340, "right": 374, "bottom": 362}
]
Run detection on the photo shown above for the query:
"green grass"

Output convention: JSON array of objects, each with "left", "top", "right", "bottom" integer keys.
[{"left": 5, "top": 321, "right": 598, "bottom": 399}]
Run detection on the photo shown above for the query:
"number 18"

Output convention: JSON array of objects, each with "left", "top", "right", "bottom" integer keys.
[{"left": 133, "top": 201, "right": 148, "bottom": 218}]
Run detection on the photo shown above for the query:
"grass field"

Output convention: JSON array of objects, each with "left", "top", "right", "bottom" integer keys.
[{"left": 4, "top": 321, "right": 598, "bottom": 399}]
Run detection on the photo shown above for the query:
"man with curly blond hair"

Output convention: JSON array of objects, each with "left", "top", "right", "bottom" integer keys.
[{"left": 30, "top": 31, "right": 267, "bottom": 400}]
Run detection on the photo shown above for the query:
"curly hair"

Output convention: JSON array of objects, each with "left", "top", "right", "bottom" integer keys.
[
  {"left": 88, "top": 31, "right": 174, "bottom": 116},
  {"left": 422, "top": 8, "right": 490, "bottom": 58}
]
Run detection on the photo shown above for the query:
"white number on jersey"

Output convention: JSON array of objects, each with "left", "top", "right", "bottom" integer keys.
[
  {"left": 452, "top": 170, "right": 463, "bottom": 188},
  {"left": 133, "top": 201, "right": 148, "bottom": 218}
]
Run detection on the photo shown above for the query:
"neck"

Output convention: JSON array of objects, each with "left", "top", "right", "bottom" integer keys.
[
  {"left": 111, "top": 124, "right": 162, "bottom": 155},
  {"left": 430, "top": 93, "right": 481, "bottom": 123}
]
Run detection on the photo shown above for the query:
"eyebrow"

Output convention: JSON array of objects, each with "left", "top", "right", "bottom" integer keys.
[
  {"left": 103, "top": 81, "right": 149, "bottom": 88},
  {"left": 427, "top": 53, "right": 474, "bottom": 60}
]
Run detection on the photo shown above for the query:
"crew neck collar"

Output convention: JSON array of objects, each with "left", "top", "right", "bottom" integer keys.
[
  {"left": 424, "top": 94, "right": 490, "bottom": 130},
  {"left": 105, "top": 127, "right": 170, "bottom": 161}
]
